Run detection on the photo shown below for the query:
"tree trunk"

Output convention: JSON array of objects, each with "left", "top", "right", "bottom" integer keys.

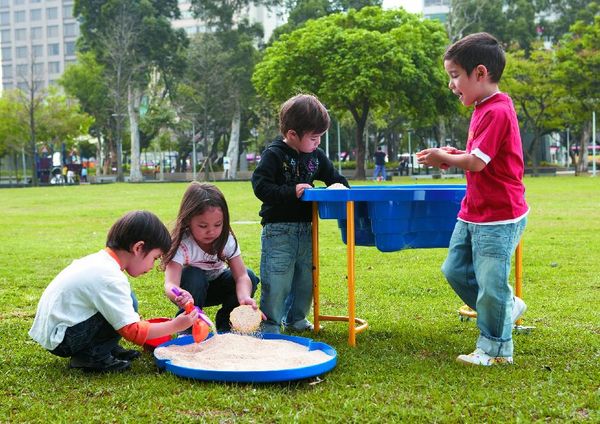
[
  {"left": 351, "top": 104, "right": 369, "bottom": 180},
  {"left": 225, "top": 99, "right": 241, "bottom": 180},
  {"left": 576, "top": 121, "right": 591, "bottom": 175},
  {"left": 128, "top": 85, "right": 143, "bottom": 182}
]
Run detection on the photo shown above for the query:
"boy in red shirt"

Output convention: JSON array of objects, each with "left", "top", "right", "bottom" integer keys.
[{"left": 417, "top": 32, "right": 529, "bottom": 366}]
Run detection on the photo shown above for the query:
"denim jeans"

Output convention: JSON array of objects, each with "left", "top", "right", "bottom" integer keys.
[
  {"left": 442, "top": 218, "right": 527, "bottom": 357},
  {"left": 51, "top": 292, "right": 139, "bottom": 361},
  {"left": 374, "top": 165, "right": 387, "bottom": 180},
  {"left": 260, "top": 222, "right": 313, "bottom": 334},
  {"left": 180, "top": 266, "right": 259, "bottom": 332}
]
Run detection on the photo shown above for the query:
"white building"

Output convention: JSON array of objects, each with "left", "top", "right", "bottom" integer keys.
[
  {"left": 171, "top": 1, "right": 286, "bottom": 43},
  {"left": 1, "top": 1, "right": 284, "bottom": 95},
  {"left": 1, "top": 0, "right": 78, "bottom": 93}
]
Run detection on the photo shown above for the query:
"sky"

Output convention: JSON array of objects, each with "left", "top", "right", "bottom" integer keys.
[{"left": 381, "top": 0, "right": 423, "bottom": 13}]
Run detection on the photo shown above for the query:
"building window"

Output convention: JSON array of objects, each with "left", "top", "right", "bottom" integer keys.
[
  {"left": 16, "top": 45, "right": 28, "bottom": 58},
  {"left": 48, "top": 61, "right": 59, "bottom": 73},
  {"left": 63, "top": 5, "right": 73, "bottom": 19},
  {"left": 30, "top": 9, "right": 42, "bottom": 21},
  {"left": 14, "top": 10, "right": 26, "bottom": 23},
  {"left": 64, "top": 22, "right": 77, "bottom": 37},
  {"left": 1, "top": 28, "right": 10, "bottom": 42},
  {"left": 1, "top": 11, "right": 10, "bottom": 25},
  {"left": 46, "top": 7, "right": 58, "bottom": 20},
  {"left": 31, "top": 26, "right": 43, "bottom": 40},
  {"left": 1, "top": 46, "right": 10, "bottom": 60},
  {"left": 47, "top": 42, "right": 59, "bottom": 56},
  {"left": 30, "top": 0, "right": 42, "bottom": 3},
  {"left": 32, "top": 44, "right": 43, "bottom": 57},
  {"left": 2, "top": 64, "right": 11, "bottom": 77},
  {"left": 15, "top": 28, "right": 27, "bottom": 41},
  {"left": 16, "top": 63, "right": 28, "bottom": 75},
  {"left": 0, "top": 0, "right": 9, "bottom": 8},
  {"left": 14, "top": 0, "right": 26, "bottom": 5},
  {"left": 64, "top": 40, "right": 75, "bottom": 55},
  {"left": 32, "top": 62, "right": 43, "bottom": 75},
  {"left": 3, "top": 82, "right": 13, "bottom": 90},
  {"left": 47, "top": 25, "right": 59, "bottom": 38}
]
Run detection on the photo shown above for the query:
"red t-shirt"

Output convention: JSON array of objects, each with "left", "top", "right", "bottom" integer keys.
[{"left": 458, "top": 93, "right": 529, "bottom": 223}]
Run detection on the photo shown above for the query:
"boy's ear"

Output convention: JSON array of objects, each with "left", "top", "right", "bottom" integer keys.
[
  {"left": 131, "top": 241, "right": 145, "bottom": 255},
  {"left": 476, "top": 64, "right": 488, "bottom": 79}
]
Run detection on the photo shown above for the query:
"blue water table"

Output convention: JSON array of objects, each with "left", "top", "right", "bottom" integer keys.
[{"left": 301, "top": 184, "right": 525, "bottom": 346}]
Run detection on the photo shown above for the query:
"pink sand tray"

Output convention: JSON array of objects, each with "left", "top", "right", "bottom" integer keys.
[{"left": 153, "top": 334, "right": 337, "bottom": 383}]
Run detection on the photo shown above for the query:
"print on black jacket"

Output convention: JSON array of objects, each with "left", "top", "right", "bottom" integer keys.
[{"left": 251, "top": 137, "right": 349, "bottom": 225}]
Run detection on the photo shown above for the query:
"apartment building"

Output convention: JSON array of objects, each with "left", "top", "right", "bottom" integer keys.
[{"left": 1, "top": 0, "right": 78, "bottom": 93}]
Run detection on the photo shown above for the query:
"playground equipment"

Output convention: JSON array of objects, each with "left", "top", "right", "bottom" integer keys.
[{"left": 301, "top": 185, "right": 528, "bottom": 346}]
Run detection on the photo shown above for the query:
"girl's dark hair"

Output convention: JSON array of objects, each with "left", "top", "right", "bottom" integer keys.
[
  {"left": 106, "top": 210, "right": 171, "bottom": 255},
  {"left": 161, "top": 182, "right": 236, "bottom": 268},
  {"left": 444, "top": 32, "right": 506, "bottom": 83},
  {"left": 279, "top": 93, "right": 330, "bottom": 139}
]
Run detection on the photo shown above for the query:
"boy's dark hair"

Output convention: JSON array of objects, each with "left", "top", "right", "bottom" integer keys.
[
  {"left": 444, "top": 32, "right": 506, "bottom": 83},
  {"left": 279, "top": 94, "right": 330, "bottom": 139},
  {"left": 106, "top": 210, "right": 171, "bottom": 255},
  {"left": 161, "top": 182, "right": 236, "bottom": 267}
]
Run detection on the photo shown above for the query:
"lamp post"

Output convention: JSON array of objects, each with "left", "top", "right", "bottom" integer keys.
[
  {"left": 592, "top": 111, "right": 596, "bottom": 177},
  {"left": 408, "top": 129, "right": 413, "bottom": 176},
  {"left": 191, "top": 120, "right": 197, "bottom": 181}
]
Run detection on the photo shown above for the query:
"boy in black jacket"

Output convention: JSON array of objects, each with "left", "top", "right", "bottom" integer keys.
[{"left": 251, "top": 94, "right": 349, "bottom": 334}]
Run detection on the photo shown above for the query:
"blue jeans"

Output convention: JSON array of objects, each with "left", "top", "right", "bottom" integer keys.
[
  {"left": 374, "top": 165, "right": 387, "bottom": 180},
  {"left": 51, "top": 292, "right": 138, "bottom": 361},
  {"left": 260, "top": 222, "right": 313, "bottom": 334},
  {"left": 442, "top": 218, "right": 527, "bottom": 357},
  {"left": 180, "top": 266, "right": 259, "bottom": 332}
]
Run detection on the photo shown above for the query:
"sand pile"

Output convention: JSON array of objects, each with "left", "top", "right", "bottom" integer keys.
[{"left": 155, "top": 333, "right": 331, "bottom": 371}]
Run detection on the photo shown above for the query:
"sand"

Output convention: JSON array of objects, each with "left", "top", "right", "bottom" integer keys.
[{"left": 154, "top": 333, "right": 331, "bottom": 371}]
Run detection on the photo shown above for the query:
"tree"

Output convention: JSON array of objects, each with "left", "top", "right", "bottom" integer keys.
[
  {"left": 0, "top": 91, "right": 29, "bottom": 183},
  {"left": 555, "top": 15, "right": 600, "bottom": 174},
  {"left": 253, "top": 6, "right": 450, "bottom": 179},
  {"left": 541, "top": 0, "right": 600, "bottom": 42},
  {"left": 60, "top": 52, "right": 113, "bottom": 176},
  {"left": 502, "top": 46, "right": 566, "bottom": 172},
  {"left": 447, "top": 0, "right": 539, "bottom": 53},
  {"left": 74, "top": 0, "right": 188, "bottom": 182},
  {"left": 188, "top": 0, "right": 271, "bottom": 179}
]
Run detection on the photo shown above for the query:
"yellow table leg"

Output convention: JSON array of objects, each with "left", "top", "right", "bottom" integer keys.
[
  {"left": 514, "top": 240, "right": 524, "bottom": 325},
  {"left": 310, "top": 200, "right": 368, "bottom": 346},
  {"left": 312, "top": 202, "right": 320, "bottom": 334},
  {"left": 347, "top": 201, "right": 356, "bottom": 346},
  {"left": 458, "top": 240, "right": 526, "bottom": 323}
]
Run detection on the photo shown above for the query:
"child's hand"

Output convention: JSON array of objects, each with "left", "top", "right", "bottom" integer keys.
[
  {"left": 239, "top": 297, "right": 258, "bottom": 309},
  {"left": 416, "top": 148, "right": 448, "bottom": 169},
  {"left": 173, "top": 307, "right": 198, "bottom": 331},
  {"left": 171, "top": 287, "right": 193, "bottom": 309},
  {"left": 295, "top": 183, "right": 312, "bottom": 198},
  {"left": 440, "top": 145, "right": 459, "bottom": 154}
]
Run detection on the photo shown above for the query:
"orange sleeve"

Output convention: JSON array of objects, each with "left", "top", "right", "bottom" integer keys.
[{"left": 117, "top": 320, "right": 150, "bottom": 346}]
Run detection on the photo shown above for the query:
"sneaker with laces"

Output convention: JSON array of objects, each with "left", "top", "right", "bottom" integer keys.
[
  {"left": 511, "top": 296, "right": 527, "bottom": 324},
  {"left": 456, "top": 348, "right": 513, "bottom": 366}
]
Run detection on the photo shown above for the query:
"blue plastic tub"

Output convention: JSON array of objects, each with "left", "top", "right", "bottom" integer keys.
[
  {"left": 154, "top": 334, "right": 337, "bottom": 383},
  {"left": 301, "top": 185, "right": 466, "bottom": 252}
]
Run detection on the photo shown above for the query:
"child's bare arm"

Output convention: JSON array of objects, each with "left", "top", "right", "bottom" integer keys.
[{"left": 417, "top": 148, "right": 485, "bottom": 172}]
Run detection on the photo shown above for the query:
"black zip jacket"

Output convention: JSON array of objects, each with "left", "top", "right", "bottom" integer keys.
[{"left": 251, "top": 138, "right": 349, "bottom": 225}]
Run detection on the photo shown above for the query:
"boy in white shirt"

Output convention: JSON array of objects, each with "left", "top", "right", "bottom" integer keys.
[{"left": 29, "top": 210, "right": 198, "bottom": 373}]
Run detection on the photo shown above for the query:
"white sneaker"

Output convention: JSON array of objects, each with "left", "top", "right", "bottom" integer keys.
[
  {"left": 511, "top": 296, "right": 527, "bottom": 324},
  {"left": 456, "top": 348, "right": 513, "bottom": 366}
]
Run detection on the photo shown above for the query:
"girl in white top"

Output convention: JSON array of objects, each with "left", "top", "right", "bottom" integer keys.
[{"left": 162, "top": 182, "right": 260, "bottom": 333}]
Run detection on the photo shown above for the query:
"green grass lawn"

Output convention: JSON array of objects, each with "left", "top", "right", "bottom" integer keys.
[{"left": 0, "top": 177, "right": 598, "bottom": 423}]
